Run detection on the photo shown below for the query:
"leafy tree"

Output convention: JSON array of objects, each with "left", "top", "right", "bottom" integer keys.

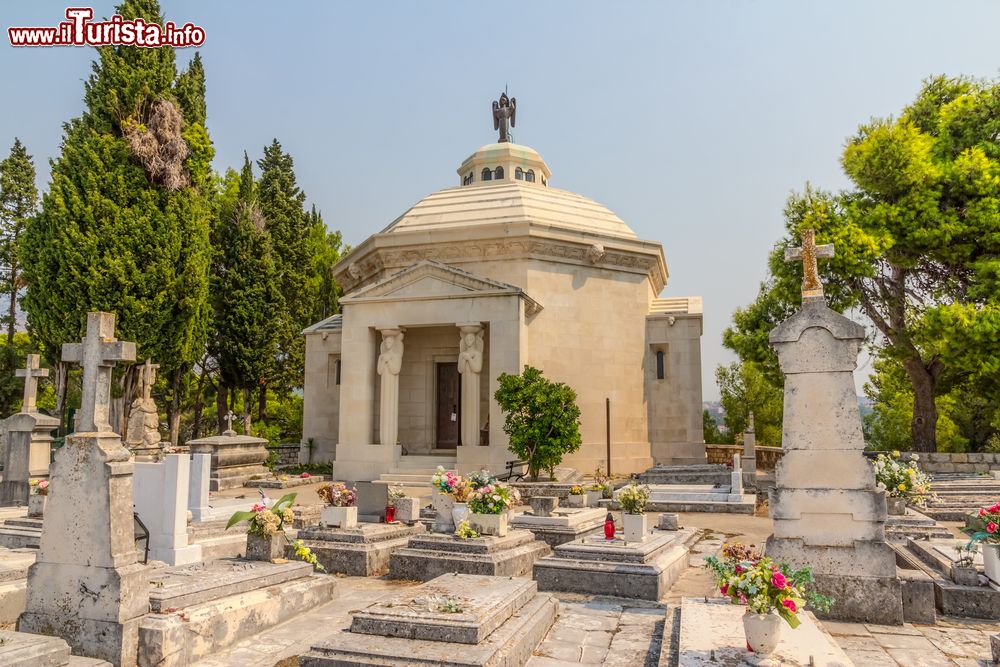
[
  {"left": 210, "top": 156, "right": 281, "bottom": 434},
  {"left": 725, "top": 76, "right": 1000, "bottom": 452},
  {"left": 494, "top": 365, "right": 582, "bottom": 481},
  {"left": 20, "top": 0, "right": 212, "bottom": 437},
  {"left": 305, "top": 205, "right": 346, "bottom": 324},
  {"left": 715, "top": 361, "right": 784, "bottom": 446},
  {"left": 703, "top": 409, "right": 732, "bottom": 445}
]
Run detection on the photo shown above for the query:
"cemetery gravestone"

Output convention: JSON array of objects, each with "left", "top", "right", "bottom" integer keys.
[{"left": 0, "top": 355, "right": 59, "bottom": 507}]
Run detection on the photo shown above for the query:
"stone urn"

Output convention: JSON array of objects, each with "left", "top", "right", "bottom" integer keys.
[
  {"left": 451, "top": 502, "right": 470, "bottom": 528},
  {"left": 27, "top": 494, "right": 46, "bottom": 518},
  {"left": 586, "top": 489, "right": 604, "bottom": 506},
  {"left": 246, "top": 531, "right": 286, "bottom": 561},
  {"left": 886, "top": 497, "right": 907, "bottom": 516},
  {"left": 743, "top": 611, "right": 781, "bottom": 657},
  {"left": 432, "top": 491, "right": 456, "bottom": 533},
  {"left": 982, "top": 544, "right": 1000, "bottom": 591},
  {"left": 469, "top": 512, "right": 508, "bottom": 537},
  {"left": 565, "top": 494, "right": 586, "bottom": 508},
  {"left": 622, "top": 513, "right": 648, "bottom": 543},
  {"left": 951, "top": 564, "right": 981, "bottom": 587},
  {"left": 394, "top": 497, "right": 420, "bottom": 524},
  {"left": 321, "top": 505, "right": 357, "bottom": 529}
]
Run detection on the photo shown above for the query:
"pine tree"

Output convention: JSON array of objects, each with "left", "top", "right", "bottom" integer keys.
[
  {"left": 20, "top": 0, "right": 212, "bottom": 437},
  {"left": 210, "top": 155, "right": 281, "bottom": 434}
]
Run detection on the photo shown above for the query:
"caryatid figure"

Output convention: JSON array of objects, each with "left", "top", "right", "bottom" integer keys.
[
  {"left": 458, "top": 325, "right": 484, "bottom": 446},
  {"left": 377, "top": 329, "right": 404, "bottom": 446}
]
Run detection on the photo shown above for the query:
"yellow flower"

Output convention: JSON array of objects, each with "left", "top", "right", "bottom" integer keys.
[
  {"left": 891, "top": 450, "right": 900, "bottom": 458},
  {"left": 908, "top": 469, "right": 916, "bottom": 476},
  {"left": 897, "top": 483, "right": 906, "bottom": 491}
]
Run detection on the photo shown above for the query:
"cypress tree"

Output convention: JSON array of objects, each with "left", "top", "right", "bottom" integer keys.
[{"left": 20, "top": 0, "right": 212, "bottom": 437}]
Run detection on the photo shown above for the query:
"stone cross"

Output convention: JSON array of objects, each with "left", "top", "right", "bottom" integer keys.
[
  {"left": 784, "top": 229, "right": 834, "bottom": 299},
  {"left": 61, "top": 312, "right": 136, "bottom": 433},
  {"left": 140, "top": 358, "right": 159, "bottom": 401},
  {"left": 16, "top": 354, "right": 48, "bottom": 414},
  {"left": 223, "top": 409, "right": 237, "bottom": 435}
]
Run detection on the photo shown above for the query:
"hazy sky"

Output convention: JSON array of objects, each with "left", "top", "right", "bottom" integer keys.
[{"left": 2, "top": 1, "right": 1000, "bottom": 400}]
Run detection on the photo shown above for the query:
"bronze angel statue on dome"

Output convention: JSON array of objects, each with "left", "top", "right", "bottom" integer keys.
[{"left": 492, "top": 91, "right": 516, "bottom": 143}]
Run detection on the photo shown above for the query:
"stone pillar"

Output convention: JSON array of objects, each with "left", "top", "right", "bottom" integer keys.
[
  {"left": 134, "top": 454, "right": 202, "bottom": 566},
  {"left": 742, "top": 412, "right": 757, "bottom": 487},
  {"left": 376, "top": 328, "right": 404, "bottom": 447},
  {"left": 765, "top": 299, "right": 903, "bottom": 624},
  {"left": 457, "top": 323, "right": 483, "bottom": 447},
  {"left": 188, "top": 452, "right": 211, "bottom": 522},
  {"left": 728, "top": 453, "right": 745, "bottom": 502},
  {"left": 19, "top": 312, "right": 148, "bottom": 666},
  {"left": 0, "top": 413, "right": 59, "bottom": 507}
]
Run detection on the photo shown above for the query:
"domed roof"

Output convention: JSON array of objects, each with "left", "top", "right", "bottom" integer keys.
[{"left": 382, "top": 181, "right": 638, "bottom": 240}]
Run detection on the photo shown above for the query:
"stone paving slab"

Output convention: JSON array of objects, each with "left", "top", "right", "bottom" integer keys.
[
  {"left": 148, "top": 557, "right": 312, "bottom": 612},
  {"left": 350, "top": 573, "right": 536, "bottom": 644},
  {"left": 0, "top": 629, "right": 74, "bottom": 667}
]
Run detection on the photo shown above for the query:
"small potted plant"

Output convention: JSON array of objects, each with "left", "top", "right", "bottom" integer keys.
[
  {"left": 951, "top": 543, "right": 981, "bottom": 587},
  {"left": 451, "top": 480, "right": 473, "bottom": 528},
  {"left": 705, "top": 543, "right": 832, "bottom": 658},
  {"left": 567, "top": 485, "right": 586, "bottom": 508},
  {"left": 28, "top": 479, "right": 49, "bottom": 518},
  {"left": 467, "top": 482, "right": 517, "bottom": 536},
  {"left": 317, "top": 482, "right": 358, "bottom": 528},
  {"left": 617, "top": 483, "right": 650, "bottom": 542},
  {"left": 872, "top": 452, "right": 934, "bottom": 515},
  {"left": 431, "top": 466, "right": 462, "bottom": 532},
  {"left": 963, "top": 502, "right": 1000, "bottom": 590},
  {"left": 589, "top": 467, "right": 609, "bottom": 505},
  {"left": 226, "top": 492, "right": 297, "bottom": 561}
]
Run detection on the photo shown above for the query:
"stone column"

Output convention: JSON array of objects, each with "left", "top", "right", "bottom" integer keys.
[
  {"left": 457, "top": 323, "right": 484, "bottom": 446},
  {"left": 376, "top": 328, "right": 404, "bottom": 447},
  {"left": 742, "top": 412, "right": 757, "bottom": 487},
  {"left": 188, "top": 452, "right": 211, "bottom": 522},
  {"left": 765, "top": 299, "right": 902, "bottom": 624}
]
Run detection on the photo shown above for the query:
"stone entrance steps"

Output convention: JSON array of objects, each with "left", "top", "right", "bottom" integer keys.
[
  {"left": 637, "top": 464, "right": 732, "bottom": 486},
  {"left": 0, "top": 516, "right": 42, "bottom": 549}
]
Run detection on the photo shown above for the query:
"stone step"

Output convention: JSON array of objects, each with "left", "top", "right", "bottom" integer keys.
[
  {"left": 378, "top": 472, "right": 435, "bottom": 483},
  {"left": 644, "top": 499, "right": 756, "bottom": 515},
  {"left": 190, "top": 532, "right": 246, "bottom": 561},
  {"left": 3, "top": 518, "right": 43, "bottom": 530},
  {"left": 0, "top": 525, "right": 41, "bottom": 549},
  {"left": 649, "top": 492, "right": 732, "bottom": 503}
]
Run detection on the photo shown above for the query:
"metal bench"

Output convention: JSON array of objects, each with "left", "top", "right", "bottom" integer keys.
[{"left": 499, "top": 459, "right": 528, "bottom": 482}]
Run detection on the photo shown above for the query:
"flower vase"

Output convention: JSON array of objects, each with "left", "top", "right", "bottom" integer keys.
[
  {"left": 27, "top": 494, "right": 46, "bottom": 518},
  {"left": 982, "top": 544, "right": 1000, "bottom": 591},
  {"left": 451, "top": 502, "right": 470, "bottom": 528},
  {"left": 586, "top": 489, "right": 603, "bottom": 506},
  {"left": 886, "top": 497, "right": 907, "bottom": 516},
  {"left": 432, "top": 491, "right": 456, "bottom": 533},
  {"left": 622, "top": 513, "right": 648, "bottom": 542},
  {"left": 469, "top": 512, "right": 508, "bottom": 537},
  {"left": 321, "top": 505, "right": 358, "bottom": 529},
  {"left": 743, "top": 611, "right": 782, "bottom": 657},
  {"left": 395, "top": 497, "right": 420, "bottom": 524},
  {"left": 246, "top": 532, "right": 286, "bottom": 562},
  {"left": 566, "top": 494, "right": 585, "bottom": 508}
]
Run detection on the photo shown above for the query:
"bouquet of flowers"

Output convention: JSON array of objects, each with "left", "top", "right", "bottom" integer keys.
[
  {"left": 388, "top": 484, "right": 405, "bottom": 505},
  {"left": 431, "top": 466, "right": 462, "bottom": 494},
  {"left": 29, "top": 479, "right": 49, "bottom": 496},
  {"left": 704, "top": 542, "right": 832, "bottom": 628},
  {"left": 617, "top": 483, "right": 650, "bottom": 515},
  {"left": 317, "top": 482, "right": 357, "bottom": 507},
  {"left": 466, "top": 469, "right": 497, "bottom": 490},
  {"left": 290, "top": 538, "right": 325, "bottom": 571},
  {"left": 872, "top": 452, "right": 934, "bottom": 506},
  {"left": 455, "top": 520, "right": 479, "bottom": 539},
  {"left": 468, "top": 482, "right": 519, "bottom": 515},
  {"left": 569, "top": 485, "right": 585, "bottom": 495},
  {"left": 963, "top": 501, "right": 1000, "bottom": 545},
  {"left": 226, "top": 492, "right": 297, "bottom": 538}
]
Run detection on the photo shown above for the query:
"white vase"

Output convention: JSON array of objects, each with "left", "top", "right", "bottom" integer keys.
[
  {"left": 469, "top": 512, "right": 508, "bottom": 537},
  {"left": 982, "top": 544, "right": 1000, "bottom": 591},
  {"left": 886, "top": 497, "right": 907, "bottom": 516},
  {"left": 432, "top": 491, "right": 456, "bottom": 533},
  {"left": 566, "top": 494, "right": 585, "bottom": 508},
  {"left": 743, "top": 611, "right": 782, "bottom": 657},
  {"left": 622, "top": 513, "right": 648, "bottom": 542},
  {"left": 321, "top": 505, "right": 357, "bottom": 529},
  {"left": 586, "top": 490, "right": 603, "bottom": 506},
  {"left": 451, "top": 502, "right": 470, "bottom": 527}
]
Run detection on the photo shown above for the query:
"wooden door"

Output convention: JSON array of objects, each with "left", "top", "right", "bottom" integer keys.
[{"left": 436, "top": 362, "right": 460, "bottom": 449}]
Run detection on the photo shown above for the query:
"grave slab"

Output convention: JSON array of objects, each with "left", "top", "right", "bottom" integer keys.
[
  {"left": 0, "top": 629, "right": 76, "bottom": 667},
  {"left": 533, "top": 528, "right": 697, "bottom": 601},
  {"left": 510, "top": 506, "right": 605, "bottom": 547},
  {"left": 388, "top": 529, "right": 549, "bottom": 581},
  {"left": 300, "top": 573, "right": 558, "bottom": 667},
  {"left": 148, "top": 557, "right": 312, "bottom": 612},
  {"left": 294, "top": 522, "right": 426, "bottom": 576},
  {"left": 677, "top": 597, "right": 853, "bottom": 666}
]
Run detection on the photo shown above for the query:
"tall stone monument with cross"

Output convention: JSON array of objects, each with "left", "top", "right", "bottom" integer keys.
[
  {"left": 0, "top": 354, "right": 60, "bottom": 506},
  {"left": 764, "top": 230, "right": 904, "bottom": 623},
  {"left": 19, "top": 312, "right": 150, "bottom": 665}
]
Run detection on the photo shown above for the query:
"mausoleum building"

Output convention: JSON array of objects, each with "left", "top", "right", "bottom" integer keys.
[{"left": 302, "top": 121, "right": 704, "bottom": 481}]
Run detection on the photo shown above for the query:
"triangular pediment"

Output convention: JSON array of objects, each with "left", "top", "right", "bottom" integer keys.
[{"left": 347, "top": 260, "right": 520, "bottom": 299}]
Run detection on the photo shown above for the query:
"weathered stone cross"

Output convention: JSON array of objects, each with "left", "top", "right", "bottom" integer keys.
[
  {"left": 62, "top": 312, "right": 136, "bottom": 433},
  {"left": 139, "top": 358, "right": 159, "bottom": 401},
  {"left": 223, "top": 409, "right": 237, "bottom": 435},
  {"left": 16, "top": 354, "right": 48, "bottom": 414},
  {"left": 784, "top": 228, "right": 834, "bottom": 300}
]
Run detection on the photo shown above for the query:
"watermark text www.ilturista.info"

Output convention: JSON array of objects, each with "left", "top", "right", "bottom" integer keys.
[{"left": 8, "top": 7, "right": 205, "bottom": 47}]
